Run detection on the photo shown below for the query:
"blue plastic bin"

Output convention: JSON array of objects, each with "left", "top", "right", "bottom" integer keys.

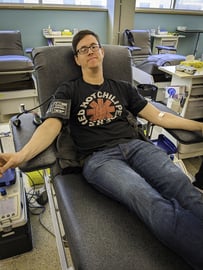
[
  {"left": 152, "top": 134, "right": 177, "bottom": 155},
  {"left": 0, "top": 168, "right": 16, "bottom": 187}
]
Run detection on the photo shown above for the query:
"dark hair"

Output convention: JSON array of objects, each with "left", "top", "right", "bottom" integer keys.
[{"left": 72, "top": 29, "right": 101, "bottom": 55}]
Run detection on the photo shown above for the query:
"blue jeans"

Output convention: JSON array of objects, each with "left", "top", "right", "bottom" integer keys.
[{"left": 83, "top": 139, "right": 203, "bottom": 269}]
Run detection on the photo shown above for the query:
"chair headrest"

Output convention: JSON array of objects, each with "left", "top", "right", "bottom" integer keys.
[{"left": 0, "top": 30, "right": 24, "bottom": 56}]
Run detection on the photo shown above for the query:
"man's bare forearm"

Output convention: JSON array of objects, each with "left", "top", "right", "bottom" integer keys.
[
  {"left": 140, "top": 102, "right": 203, "bottom": 134},
  {"left": 0, "top": 118, "right": 62, "bottom": 175},
  {"left": 19, "top": 117, "right": 62, "bottom": 163}
]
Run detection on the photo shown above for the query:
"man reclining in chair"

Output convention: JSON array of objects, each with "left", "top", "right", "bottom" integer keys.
[{"left": 0, "top": 30, "right": 203, "bottom": 269}]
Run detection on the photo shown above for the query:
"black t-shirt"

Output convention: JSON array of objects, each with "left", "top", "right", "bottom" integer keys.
[{"left": 46, "top": 78, "right": 147, "bottom": 157}]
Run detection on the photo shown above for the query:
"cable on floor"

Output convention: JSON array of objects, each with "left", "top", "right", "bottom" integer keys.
[{"left": 24, "top": 172, "right": 55, "bottom": 238}]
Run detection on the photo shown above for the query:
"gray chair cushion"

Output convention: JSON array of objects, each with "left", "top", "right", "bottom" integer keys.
[
  {"left": 140, "top": 54, "right": 186, "bottom": 70},
  {"left": 134, "top": 55, "right": 185, "bottom": 83},
  {"left": 0, "top": 55, "right": 34, "bottom": 72}
]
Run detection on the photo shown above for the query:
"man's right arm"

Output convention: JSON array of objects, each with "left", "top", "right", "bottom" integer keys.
[{"left": 0, "top": 117, "right": 62, "bottom": 176}]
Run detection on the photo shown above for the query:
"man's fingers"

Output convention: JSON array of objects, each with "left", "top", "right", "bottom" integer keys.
[
  {"left": 0, "top": 155, "right": 7, "bottom": 165},
  {"left": 0, "top": 163, "right": 11, "bottom": 176},
  {"left": 0, "top": 154, "right": 16, "bottom": 176},
  {"left": 0, "top": 156, "right": 7, "bottom": 176},
  {"left": 2, "top": 161, "right": 13, "bottom": 173}
]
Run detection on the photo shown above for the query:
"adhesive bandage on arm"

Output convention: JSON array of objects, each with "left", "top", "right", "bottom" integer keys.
[{"left": 158, "top": 111, "right": 166, "bottom": 118}]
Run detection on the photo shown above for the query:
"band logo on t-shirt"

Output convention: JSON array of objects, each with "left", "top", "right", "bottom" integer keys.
[{"left": 77, "top": 91, "right": 123, "bottom": 126}]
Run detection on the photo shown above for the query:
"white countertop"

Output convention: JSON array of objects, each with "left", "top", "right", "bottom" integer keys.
[{"left": 159, "top": 66, "right": 203, "bottom": 78}]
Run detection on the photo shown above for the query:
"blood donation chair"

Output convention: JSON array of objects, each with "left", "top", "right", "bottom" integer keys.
[
  {"left": 0, "top": 30, "right": 38, "bottom": 121},
  {"left": 10, "top": 45, "right": 194, "bottom": 270},
  {"left": 122, "top": 29, "right": 186, "bottom": 83}
]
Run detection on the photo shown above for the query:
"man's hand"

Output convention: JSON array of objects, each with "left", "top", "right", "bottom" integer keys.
[{"left": 0, "top": 152, "right": 24, "bottom": 177}]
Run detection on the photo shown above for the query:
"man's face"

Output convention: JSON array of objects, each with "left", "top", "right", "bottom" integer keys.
[{"left": 74, "top": 34, "right": 104, "bottom": 71}]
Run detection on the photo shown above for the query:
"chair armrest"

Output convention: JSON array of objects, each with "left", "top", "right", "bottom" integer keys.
[
  {"left": 127, "top": 46, "right": 141, "bottom": 52},
  {"left": 156, "top": 45, "right": 177, "bottom": 54},
  {"left": 122, "top": 45, "right": 141, "bottom": 53},
  {"left": 25, "top": 48, "right": 33, "bottom": 54},
  {"left": 151, "top": 101, "right": 203, "bottom": 144},
  {"left": 165, "top": 128, "right": 203, "bottom": 144},
  {"left": 10, "top": 113, "right": 56, "bottom": 172}
]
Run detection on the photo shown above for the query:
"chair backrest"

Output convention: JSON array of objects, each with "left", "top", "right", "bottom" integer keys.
[
  {"left": 0, "top": 30, "right": 24, "bottom": 56},
  {"left": 123, "top": 30, "right": 152, "bottom": 57},
  {"left": 32, "top": 45, "right": 132, "bottom": 116}
]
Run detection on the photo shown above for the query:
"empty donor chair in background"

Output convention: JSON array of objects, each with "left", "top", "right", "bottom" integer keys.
[
  {"left": 11, "top": 45, "right": 192, "bottom": 270},
  {"left": 122, "top": 29, "right": 186, "bottom": 83},
  {"left": 0, "top": 30, "right": 38, "bottom": 122}
]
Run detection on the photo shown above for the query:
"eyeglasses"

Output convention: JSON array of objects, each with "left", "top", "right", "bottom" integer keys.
[{"left": 76, "top": 44, "right": 101, "bottom": 55}]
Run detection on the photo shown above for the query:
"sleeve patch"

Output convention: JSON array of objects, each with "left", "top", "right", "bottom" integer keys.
[{"left": 46, "top": 99, "right": 71, "bottom": 119}]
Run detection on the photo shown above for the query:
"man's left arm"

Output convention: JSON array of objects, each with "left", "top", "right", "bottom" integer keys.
[{"left": 138, "top": 102, "right": 203, "bottom": 135}]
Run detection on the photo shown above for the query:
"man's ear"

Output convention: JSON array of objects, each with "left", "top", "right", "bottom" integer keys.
[
  {"left": 101, "top": 46, "right": 104, "bottom": 55},
  {"left": 101, "top": 46, "right": 105, "bottom": 58},
  {"left": 74, "top": 55, "right": 81, "bottom": 66}
]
